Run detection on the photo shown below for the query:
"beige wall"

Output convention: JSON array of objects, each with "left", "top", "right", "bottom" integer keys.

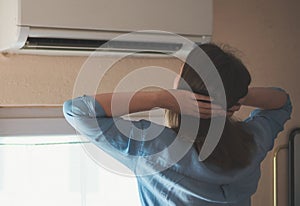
[
  {"left": 0, "top": 0, "right": 299, "bottom": 205},
  {"left": 213, "top": 1, "right": 300, "bottom": 205},
  {"left": 0, "top": 53, "right": 182, "bottom": 105}
]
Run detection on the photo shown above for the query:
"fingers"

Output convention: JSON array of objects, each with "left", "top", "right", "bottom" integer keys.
[
  {"left": 194, "top": 101, "right": 232, "bottom": 118},
  {"left": 198, "top": 109, "right": 227, "bottom": 119},
  {"left": 196, "top": 100, "right": 222, "bottom": 110},
  {"left": 190, "top": 104, "right": 226, "bottom": 118},
  {"left": 199, "top": 114, "right": 211, "bottom": 119},
  {"left": 193, "top": 93, "right": 213, "bottom": 102},
  {"left": 182, "top": 91, "right": 242, "bottom": 118}
]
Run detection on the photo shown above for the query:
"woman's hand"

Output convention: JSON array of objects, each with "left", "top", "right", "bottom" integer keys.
[{"left": 161, "top": 89, "right": 227, "bottom": 119}]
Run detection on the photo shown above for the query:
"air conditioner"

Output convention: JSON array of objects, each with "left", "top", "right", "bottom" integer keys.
[{"left": 0, "top": 0, "right": 212, "bottom": 56}]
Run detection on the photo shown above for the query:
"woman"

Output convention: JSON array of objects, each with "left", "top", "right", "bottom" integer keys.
[{"left": 63, "top": 43, "right": 292, "bottom": 206}]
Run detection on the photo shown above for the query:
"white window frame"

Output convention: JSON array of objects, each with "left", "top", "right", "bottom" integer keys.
[{"left": 0, "top": 106, "right": 76, "bottom": 137}]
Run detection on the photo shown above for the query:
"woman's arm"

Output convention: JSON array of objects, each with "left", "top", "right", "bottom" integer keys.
[
  {"left": 241, "top": 87, "right": 292, "bottom": 152},
  {"left": 94, "top": 89, "right": 223, "bottom": 118},
  {"left": 94, "top": 91, "right": 161, "bottom": 117},
  {"left": 239, "top": 87, "right": 288, "bottom": 110}
]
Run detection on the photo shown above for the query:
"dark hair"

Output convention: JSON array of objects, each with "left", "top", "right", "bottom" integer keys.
[{"left": 165, "top": 43, "right": 256, "bottom": 171}]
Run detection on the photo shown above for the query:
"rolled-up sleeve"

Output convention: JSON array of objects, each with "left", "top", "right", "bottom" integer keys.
[
  {"left": 244, "top": 87, "right": 292, "bottom": 152},
  {"left": 63, "top": 95, "right": 107, "bottom": 137},
  {"left": 63, "top": 95, "right": 146, "bottom": 169}
]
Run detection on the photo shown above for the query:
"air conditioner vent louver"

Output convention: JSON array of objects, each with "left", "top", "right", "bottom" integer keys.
[{"left": 24, "top": 37, "right": 183, "bottom": 53}]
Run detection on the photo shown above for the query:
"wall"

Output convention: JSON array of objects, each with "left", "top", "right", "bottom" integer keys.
[
  {"left": 213, "top": 1, "right": 300, "bottom": 205},
  {"left": 0, "top": 0, "right": 299, "bottom": 205},
  {"left": 0, "top": 54, "right": 181, "bottom": 105}
]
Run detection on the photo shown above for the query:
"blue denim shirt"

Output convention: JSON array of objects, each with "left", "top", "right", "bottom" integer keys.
[{"left": 63, "top": 88, "right": 292, "bottom": 206}]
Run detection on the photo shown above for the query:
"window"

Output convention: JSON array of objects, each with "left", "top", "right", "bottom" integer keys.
[{"left": 0, "top": 107, "right": 142, "bottom": 206}]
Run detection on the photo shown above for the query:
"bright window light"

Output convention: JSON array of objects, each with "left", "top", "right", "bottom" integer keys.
[{"left": 0, "top": 136, "right": 140, "bottom": 206}]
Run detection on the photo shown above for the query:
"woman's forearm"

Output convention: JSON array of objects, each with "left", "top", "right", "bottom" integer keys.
[
  {"left": 94, "top": 90, "right": 166, "bottom": 117},
  {"left": 239, "top": 87, "right": 288, "bottom": 110},
  {"left": 94, "top": 89, "right": 220, "bottom": 118}
]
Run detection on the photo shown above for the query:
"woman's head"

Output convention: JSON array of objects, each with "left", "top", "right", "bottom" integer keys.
[
  {"left": 174, "top": 43, "right": 251, "bottom": 109},
  {"left": 167, "top": 43, "right": 255, "bottom": 171}
]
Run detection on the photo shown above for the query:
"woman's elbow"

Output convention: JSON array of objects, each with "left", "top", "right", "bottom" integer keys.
[{"left": 63, "top": 97, "right": 91, "bottom": 119}]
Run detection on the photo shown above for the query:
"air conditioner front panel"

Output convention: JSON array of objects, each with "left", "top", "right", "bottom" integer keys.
[
  {"left": 0, "top": 0, "right": 212, "bottom": 55},
  {"left": 19, "top": 0, "right": 212, "bottom": 36}
]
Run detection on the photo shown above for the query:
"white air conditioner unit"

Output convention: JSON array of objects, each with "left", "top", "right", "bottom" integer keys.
[{"left": 0, "top": 0, "right": 213, "bottom": 56}]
